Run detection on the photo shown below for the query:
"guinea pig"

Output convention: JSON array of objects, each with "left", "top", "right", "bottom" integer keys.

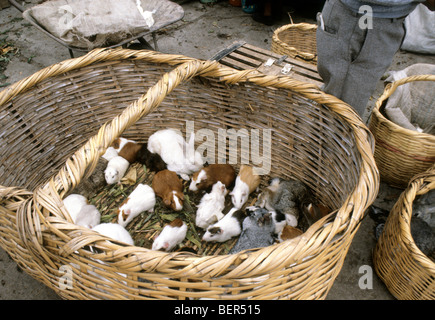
[
  {"left": 104, "top": 155, "right": 130, "bottom": 185},
  {"left": 92, "top": 222, "right": 134, "bottom": 246},
  {"left": 278, "top": 225, "right": 304, "bottom": 242},
  {"left": 229, "top": 206, "right": 276, "bottom": 254},
  {"left": 202, "top": 207, "right": 246, "bottom": 243},
  {"left": 118, "top": 141, "right": 144, "bottom": 164},
  {"left": 301, "top": 202, "right": 331, "bottom": 226},
  {"left": 71, "top": 157, "right": 108, "bottom": 197},
  {"left": 118, "top": 183, "right": 156, "bottom": 227},
  {"left": 246, "top": 205, "right": 286, "bottom": 235},
  {"left": 195, "top": 181, "right": 227, "bottom": 230},
  {"left": 152, "top": 169, "right": 184, "bottom": 211},
  {"left": 147, "top": 129, "right": 204, "bottom": 180},
  {"left": 110, "top": 137, "right": 136, "bottom": 153},
  {"left": 102, "top": 147, "right": 118, "bottom": 161},
  {"left": 74, "top": 204, "right": 101, "bottom": 229},
  {"left": 136, "top": 142, "right": 167, "bottom": 173},
  {"left": 63, "top": 193, "right": 88, "bottom": 222},
  {"left": 189, "top": 164, "right": 236, "bottom": 192},
  {"left": 152, "top": 218, "right": 187, "bottom": 252},
  {"left": 230, "top": 165, "right": 261, "bottom": 209},
  {"left": 256, "top": 177, "right": 310, "bottom": 227}
]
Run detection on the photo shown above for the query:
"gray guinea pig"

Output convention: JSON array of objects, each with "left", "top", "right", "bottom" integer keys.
[{"left": 229, "top": 206, "right": 276, "bottom": 254}]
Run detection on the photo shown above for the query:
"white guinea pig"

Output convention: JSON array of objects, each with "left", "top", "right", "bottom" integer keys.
[
  {"left": 105, "top": 155, "right": 130, "bottom": 185},
  {"left": 63, "top": 193, "right": 88, "bottom": 222},
  {"left": 147, "top": 129, "right": 203, "bottom": 180},
  {"left": 102, "top": 146, "right": 118, "bottom": 161},
  {"left": 195, "top": 181, "right": 227, "bottom": 230},
  {"left": 152, "top": 218, "right": 187, "bottom": 252},
  {"left": 118, "top": 184, "right": 156, "bottom": 227},
  {"left": 75, "top": 204, "right": 101, "bottom": 229},
  {"left": 92, "top": 223, "right": 134, "bottom": 246}
]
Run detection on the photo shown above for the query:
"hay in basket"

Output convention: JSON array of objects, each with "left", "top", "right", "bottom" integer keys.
[
  {"left": 369, "top": 74, "right": 435, "bottom": 188},
  {"left": 0, "top": 48, "right": 379, "bottom": 300},
  {"left": 373, "top": 164, "right": 435, "bottom": 300},
  {"left": 271, "top": 23, "right": 317, "bottom": 65}
]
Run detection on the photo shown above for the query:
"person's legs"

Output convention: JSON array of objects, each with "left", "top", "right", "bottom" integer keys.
[
  {"left": 316, "top": 0, "right": 405, "bottom": 117},
  {"left": 340, "top": 17, "right": 405, "bottom": 116},
  {"left": 316, "top": 0, "right": 360, "bottom": 102}
]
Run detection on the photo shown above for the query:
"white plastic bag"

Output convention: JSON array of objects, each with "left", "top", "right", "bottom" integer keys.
[
  {"left": 401, "top": 4, "right": 435, "bottom": 55},
  {"left": 384, "top": 63, "right": 435, "bottom": 133}
]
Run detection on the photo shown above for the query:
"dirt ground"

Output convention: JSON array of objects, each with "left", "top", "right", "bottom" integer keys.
[{"left": 0, "top": 0, "right": 434, "bottom": 300}]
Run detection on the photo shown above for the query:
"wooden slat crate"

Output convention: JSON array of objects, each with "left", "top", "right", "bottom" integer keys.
[{"left": 211, "top": 41, "right": 323, "bottom": 87}]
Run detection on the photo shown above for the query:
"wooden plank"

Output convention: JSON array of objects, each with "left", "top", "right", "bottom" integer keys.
[
  {"left": 233, "top": 44, "right": 321, "bottom": 82},
  {"left": 244, "top": 43, "right": 318, "bottom": 73},
  {"left": 220, "top": 56, "right": 252, "bottom": 70},
  {"left": 213, "top": 41, "right": 323, "bottom": 87},
  {"left": 239, "top": 46, "right": 321, "bottom": 81},
  {"left": 224, "top": 51, "right": 262, "bottom": 68}
]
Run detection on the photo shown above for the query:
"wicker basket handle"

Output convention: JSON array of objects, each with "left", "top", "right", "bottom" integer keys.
[
  {"left": 376, "top": 74, "right": 435, "bottom": 107},
  {"left": 0, "top": 186, "right": 33, "bottom": 215},
  {"left": 0, "top": 186, "right": 52, "bottom": 267}
]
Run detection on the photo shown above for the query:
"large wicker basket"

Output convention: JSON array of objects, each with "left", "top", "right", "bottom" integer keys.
[
  {"left": 0, "top": 48, "right": 379, "bottom": 300},
  {"left": 369, "top": 75, "right": 435, "bottom": 188},
  {"left": 271, "top": 23, "right": 317, "bottom": 65},
  {"left": 373, "top": 164, "right": 435, "bottom": 300}
]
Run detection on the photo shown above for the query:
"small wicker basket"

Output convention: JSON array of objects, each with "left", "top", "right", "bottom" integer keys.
[
  {"left": 271, "top": 23, "right": 317, "bottom": 65},
  {"left": 373, "top": 164, "right": 435, "bottom": 300},
  {"left": 0, "top": 48, "right": 379, "bottom": 300},
  {"left": 369, "top": 75, "right": 435, "bottom": 188}
]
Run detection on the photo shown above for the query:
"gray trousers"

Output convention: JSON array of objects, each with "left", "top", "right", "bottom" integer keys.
[{"left": 316, "top": 0, "right": 406, "bottom": 118}]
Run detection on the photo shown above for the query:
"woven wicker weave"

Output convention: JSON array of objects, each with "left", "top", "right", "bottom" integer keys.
[
  {"left": 369, "top": 75, "right": 435, "bottom": 188},
  {"left": 271, "top": 23, "right": 317, "bottom": 65},
  {"left": 0, "top": 48, "right": 379, "bottom": 300},
  {"left": 373, "top": 164, "right": 435, "bottom": 300}
]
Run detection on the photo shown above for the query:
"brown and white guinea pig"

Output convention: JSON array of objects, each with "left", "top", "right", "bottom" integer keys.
[
  {"left": 152, "top": 218, "right": 187, "bottom": 252},
  {"left": 278, "top": 225, "right": 304, "bottom": 242},
  {"left": 230, "top": 165, "right": 261, "bottom": 209},
  {"left": 302, "top": 202, "right": 331, "bottom": 225},
  {"left": 189, "top": 164, "right": 236, "bottom": 192},
  {"left": 118, "top": 141, "right": 144, "bottom": 164},
  {"left": 136, "top": 142, "right": 167, "bottom": 173},
  {"left": 110, "top": 137, "right": 135, "bottom": 152},
  {"left": 151, "top": 169, "right": 184, "bottom": 211}
]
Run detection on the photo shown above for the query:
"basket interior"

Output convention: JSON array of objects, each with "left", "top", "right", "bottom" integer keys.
[{"left": 277, "top": 27, "right": 317, "bottom": 55}]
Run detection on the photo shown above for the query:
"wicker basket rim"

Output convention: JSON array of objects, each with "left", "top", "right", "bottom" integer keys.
[
  {"left": 392, "top": 164, "right": 435, "bottom": 269},
  {"left": 371, "top": 74, "right": 435, "bottom": 139},
  {"left": 272, "top": 23, "right": 317, "bottom": 57},
  {"left": 1, "top": 48, "right": 379, "bottom": 277}
]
